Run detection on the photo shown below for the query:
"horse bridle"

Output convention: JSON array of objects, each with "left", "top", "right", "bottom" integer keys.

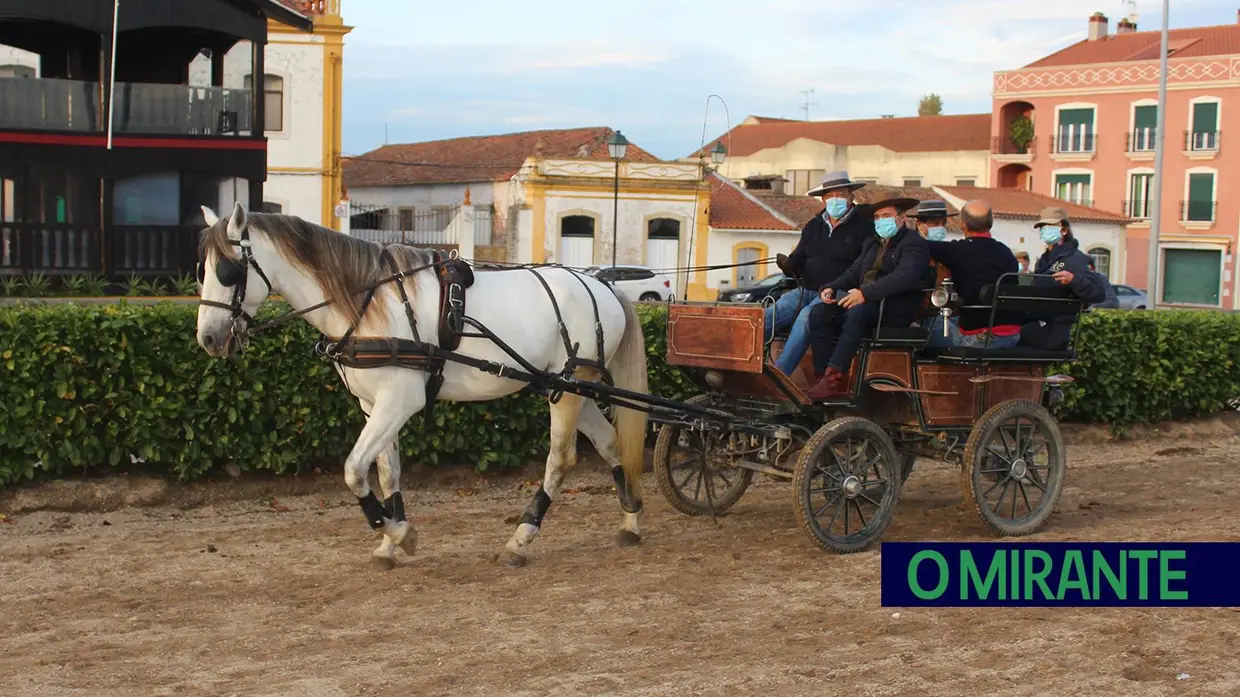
[{"left": 197, "top": 224, "right": 272, "bottom": 351}]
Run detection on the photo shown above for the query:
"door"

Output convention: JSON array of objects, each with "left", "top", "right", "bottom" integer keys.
[
  {"left": 559, "top": 215, "right": 595, "bottom": 269},
  {"left": 1162, "top": 249, "right": 1221, "bottom": 306},
  {"left": 735, "top": 246, "right": 761, "bottom": 286}
]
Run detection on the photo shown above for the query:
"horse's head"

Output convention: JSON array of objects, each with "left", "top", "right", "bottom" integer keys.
[{"left": 196, "top": 201, "right": 273, "bottom": 357}]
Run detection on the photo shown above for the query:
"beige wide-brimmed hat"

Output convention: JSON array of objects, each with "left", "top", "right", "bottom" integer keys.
[{"left": 805, "top": 170, "right": 866, "bottom": 197}]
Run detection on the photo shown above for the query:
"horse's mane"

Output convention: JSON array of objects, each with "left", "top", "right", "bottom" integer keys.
[{"left": 199, "top": 211, "right": 437, "bottom": 328}]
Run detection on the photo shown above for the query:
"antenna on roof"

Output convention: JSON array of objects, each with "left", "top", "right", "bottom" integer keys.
[
  {"left": 1122, "top": 0, "right": 1138, "bottom": 23},
  {"left": 798, "top": 88, "right": 817, "bottom": 121}
]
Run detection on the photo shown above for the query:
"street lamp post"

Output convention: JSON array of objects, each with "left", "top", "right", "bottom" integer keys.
[
  {"left": 1146, "top": 0, "right": 1170, "bottom": 309},
  {"left": 607, "top": 130, "right": 628, "bottom": 268}
]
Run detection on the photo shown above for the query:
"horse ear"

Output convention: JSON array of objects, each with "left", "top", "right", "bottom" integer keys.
[
  {"left": 226, "top": 200, "right": 247, "bottom": 242},
  {"left": 201, "top": 205, "right": 219, "bottom": 226}
]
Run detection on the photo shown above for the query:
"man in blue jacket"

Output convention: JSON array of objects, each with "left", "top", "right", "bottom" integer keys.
[
  {"left": 766, "top": 171, "right": 873, "bottom": 377},
  {"left": 1020, "top": 207, "right": 1108, "bottom": 350},
  {"left": 802, "top": 196, "right": 929, "bottom": 401}
]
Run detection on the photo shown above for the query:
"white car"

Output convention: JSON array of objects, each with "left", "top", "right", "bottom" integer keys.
[{"left": 584, "top": 265, "right": 675, "bottom": 302}]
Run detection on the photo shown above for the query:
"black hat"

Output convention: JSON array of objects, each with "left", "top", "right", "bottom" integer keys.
[{"left": 907, "top": 199, "right": 959, "bottom": 220}]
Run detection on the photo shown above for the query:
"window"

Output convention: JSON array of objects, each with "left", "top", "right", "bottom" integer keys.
[
  {"left": 1162, "top": 248, "right": 1221, "bottom": 305},
  {"left": 1131, "top": 104, "right": 1157, "bottom": 151},
  {"left": 645, "top": 217, "right": 680, "bottom": 274},
  {"left": 1128, "top": 172, "right": 1153, "bottom": 218},
  {"left": 397, "top": 206, "right": 414, "bottom": 230},
  {"left": 783, "top": 169, "right": 826, "bottom": 196},
  {"left": 261, "top": 201, "right": 283, "bottom": 214},
  {"left": 902, "top": 178, "right": 922, "bottom": 188},
  {"left": 1184, "top": 172, "right": 1215, "bottom": 222},
  {"left": 955, "top": 178, "right": 976, "bottom": 187},
  {"left": 1056, "top": 107, "right": 1095, "bottom": 153},
  {"left": 735, "top": 246, "right": 762, "bottom": 285},
  {"left": 243, "top": 73, "right": 284, "bottom": 132},
  {"left": 1189, "top": 100, "right": 1219, "bottom": 151},
  {"left": 559, "top": 214, "right": 595, "bottom": 268},
  {"left": 1087, "top": 247, "right": 1111, "bottom": 280},
  {"left": 113, "top": 172, "right": 180, "bottom": 225},
  {"left": 1054, "top": 173, "right": 1091, "bottom": 206},
  {"left": 0, "top": 64, "right": 35, "bottom": 78}
]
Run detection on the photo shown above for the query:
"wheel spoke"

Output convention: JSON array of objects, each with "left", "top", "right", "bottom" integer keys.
[
  {"left": 809, "top": 486, "right": 841, "bottom": 495},
  {"left": 857, "top": 491, "right": 883, "bottom": 508},
  {"left": 1019, "top": 481, "right": 1034, "bottom": 515},
  {"left": 814, "top": 493, "right": 842, "bottom": 520},
  {"left": 1010, "top": 477, "right": 1018, "bottom": 519},
  {"left": 669, "top": 454, "right": 702, "bottom": 471},
  {"left": 825, "top": 494, "right": 846, "bottom": 533},
  {"left": 991, "top": 477, "right": 1012, "bottom": 516},
  {"left": 985, "top": 444, "right": 1015, "bottom": 467},
  {"left": 983, "top": 474, "right": 1011, "bottom": 499},
  {"left": 851, "top": 498, "right": 868, "bottom": 529}
]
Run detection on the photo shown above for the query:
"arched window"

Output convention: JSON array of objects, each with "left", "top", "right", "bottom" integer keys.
[
  {"left": 645, "top": 217, "right": 680, "bottom": 272},
  {"left": 559, "top": 214, "right": 595, "bottom": 268},
  {"left": 243, "top": 73, "right": 284, "bottom": 132},
  {"left": 735, "top": 246, "right": 763, "bottom": 285},
  {"left": 1087, "top": 247, "right": 1111, "bottom": 280}
]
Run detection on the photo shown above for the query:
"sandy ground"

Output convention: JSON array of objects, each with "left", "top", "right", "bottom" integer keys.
[{"left": 3, "top": 435, "right": 1240, "bottom": 697}]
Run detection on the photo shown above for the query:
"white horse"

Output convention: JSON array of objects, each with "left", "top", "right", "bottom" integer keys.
[{"left": 195, "top": 202, "right": 649, "bottom": 569}]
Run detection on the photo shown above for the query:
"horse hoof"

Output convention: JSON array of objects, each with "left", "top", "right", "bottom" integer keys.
[
  {"left": 498, "top": 549, "right": 527, "bottom": 568},
  {"left": 396, "top": 527, "right": 418, "bottom": 557},
  {"left": 615, "top": 530, "right": 642, "bottom": 548},
  {"left": 370, "top": 554, "right": 396, "bottom": 571}
]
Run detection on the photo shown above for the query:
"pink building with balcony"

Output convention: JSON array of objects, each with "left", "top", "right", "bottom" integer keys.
[{"left": 990, "top": 10, "right": 1240, "bottom": 309}]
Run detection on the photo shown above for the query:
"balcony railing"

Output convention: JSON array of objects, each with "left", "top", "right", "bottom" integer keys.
[
  {"left": 1121, "top": 199, "right": 1151, "bottom": 220},
  {"left": 0, "top": 77, "right": 100, "bottom": 131},
  {"left": 0, "top": 222, "right": 100, "bottom": 274},
  {"left": 1184, "top": 130, "right": 1220, "bottom": 153},
  {"left": 1180, "top": 200, "right": 1217, "bottom": 223},
  {"left": 991, "top": 135, "right": 1036, "bottom": 156},
  {"left": 1126, "top": 129, "right": 1156, "bottom": 153},
  {"left": 1050, "top": 131, "right": 1096, "bottom": 154},
  {"left": 0, "top": 78, "right": 252, "bottom": 136},
  {"left": 110, "top": 225, "right": 201, "bottom": 275}
]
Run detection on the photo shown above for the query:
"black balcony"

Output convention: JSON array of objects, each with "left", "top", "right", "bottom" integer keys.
[
  {"left": 1180, "top": 200, "right": 1217, "bottom": 223},
  {"left": 1050, "top": 132, "right": 1096, "bottom": 154},
  {"left": 0, "top": 222, "right": 100, "bottom": 274},
  {"left": 0, "top": 77, "right": 252, "bottom": 136},
  {"left": 1121, "top": 200, "right": 1151, "bottom": 220},
  {"left": 1184, "top": 130, "right": 1220, "bottom": 153},
  {"left": 1126, "top": 129, "right": 1157, "bottom": 153},
  {"left": 991, "top": 135, "right": 1036, "bottom": 156}
]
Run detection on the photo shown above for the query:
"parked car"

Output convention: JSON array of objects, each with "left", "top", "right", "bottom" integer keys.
[
  {"left": 1113, "top": 284, "right": 1148, "bottom": 310},
  {"left": 583, "top": 264, "right": 675, "bottom": 302},
  {"left": 717, "top": 272, "right": 799, "bottom": 303}
]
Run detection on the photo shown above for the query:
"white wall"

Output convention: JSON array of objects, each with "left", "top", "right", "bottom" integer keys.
[
  {"left": 348, "top": 182, "right": 495, "bottom": 209},
  {"left": 706, "top": 228, "right": 801, "bottom": 293},
  {"left": 0, "top": 45, "right": 39, "bottom": 73},
  {"left": 989, "top": 219, "right": 1126, "bottom": 282},
  {"left": 713, "top": 139, "right": 990, "bottom": 190}
]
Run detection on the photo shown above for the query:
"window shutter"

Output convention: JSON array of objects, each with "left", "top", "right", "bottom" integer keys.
[
  {"left": 1133, "top": 105, "right": 1157, "bottom": 130},
  {"left": 1191, "top": 102, "right": 1218, "bottom": 134}
]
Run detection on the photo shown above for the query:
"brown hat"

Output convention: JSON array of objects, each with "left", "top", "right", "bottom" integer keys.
[
  {"left": 1033, "top": 206, "right": 1069, "bottom": 228},
  {"left": 864, "top": 196, "right": 920, "bottom": 216}
]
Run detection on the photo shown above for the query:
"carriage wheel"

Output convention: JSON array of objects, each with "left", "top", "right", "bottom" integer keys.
[
  {"left": 792, "top": 417, "right": 902, "bottom": 554},
  {"left": 652, "top": 395, "right": 754, "bottom": 517},
  {"left": 962, "top": 400, "right": 1066, "bottom": 537}
]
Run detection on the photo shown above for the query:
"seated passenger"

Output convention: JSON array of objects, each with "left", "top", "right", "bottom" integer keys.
[
  {"left": 922, "top": 199, "right": 1022, "bottom": 349},
  {"left": 803, "top": 197, "right": 929, "bottom": 400},
  {"left": 906, "top": 199, "right": 956, "bottom": 315},
  {"left": 1020, "top": 207, "right": 1108, "bottom": 350},
  {"left": 765, "top": 171, "right": 872, "bottom": 378}
]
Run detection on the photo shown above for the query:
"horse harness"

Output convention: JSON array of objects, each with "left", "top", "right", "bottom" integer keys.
[{"left": 198, "top": 227, "right": 617, "bottom": 418}]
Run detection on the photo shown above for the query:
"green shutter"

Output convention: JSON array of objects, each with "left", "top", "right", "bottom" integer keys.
[
  {"left": 1056, "top": 174, "right": 1090, "bottom": 186},
  {"left": 1187, "top": 172, "right": 1214, "bottom": 221},
  {"left": 1059, "top": 108, "right": 1094, "bottom": 127},
  {"left": 1191, "top": 102, "right": 1218, "bottom": 134},
  {"left": 1133, "top": 105, "right": 1157, "bottom": 129},
  {"left": 1162, "top": 249, "right": 1221, "bottom": 305}
]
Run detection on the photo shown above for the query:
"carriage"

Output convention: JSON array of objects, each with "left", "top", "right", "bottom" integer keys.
[{"left": 648, "top": 274, "right": 1083, "bottom": 554}]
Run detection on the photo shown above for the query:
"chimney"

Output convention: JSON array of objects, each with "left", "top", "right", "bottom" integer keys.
[
  {"left": 1088, "top": 12, "right": 1108, "bottom": 41},
  {"left": 1117, "top": 17, "right": 1137, "bottom": 33}
]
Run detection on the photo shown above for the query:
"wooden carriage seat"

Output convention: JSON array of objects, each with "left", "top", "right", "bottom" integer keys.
[{"left": 926, "top": 279, "right": 1084, "bottom": 362}]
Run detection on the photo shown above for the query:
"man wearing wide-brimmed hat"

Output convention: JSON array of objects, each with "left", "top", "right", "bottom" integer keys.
[
  {"left": 906, "top": 199, "right": 957, "bottom": 299},
  {"left": 766, "top": 170, "right": 873, "bottom": 377},
  {"left": 802, "top": 195, "right": 929, "bottom": 400}
]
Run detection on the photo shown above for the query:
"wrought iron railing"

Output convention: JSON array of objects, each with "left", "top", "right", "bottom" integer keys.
[{"left": 1180, "top": 200, "right": 1217, "bottom": 223}]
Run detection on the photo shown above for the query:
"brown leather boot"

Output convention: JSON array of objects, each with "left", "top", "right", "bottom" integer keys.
[{"left": 806, "top": 367, "right": 850, "bottom": 401}]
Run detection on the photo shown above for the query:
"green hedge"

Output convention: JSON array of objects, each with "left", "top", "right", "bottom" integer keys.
[{"left": 0, "top": 302, "right": 1237, "bottom": 488}]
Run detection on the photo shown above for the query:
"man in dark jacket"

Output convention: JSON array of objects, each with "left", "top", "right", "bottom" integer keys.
[
  {"left": 803, "top": 197, "right": 929, "bottom": 400},
  {"left": 1019, "top": 207, "right": 1108, "bottom": 350},
  {"left": 765, "top": 171, "right": 873, "bottom": 376},
  {"left": 923, "top": 199, "right": 1023, "bottom": 349}
]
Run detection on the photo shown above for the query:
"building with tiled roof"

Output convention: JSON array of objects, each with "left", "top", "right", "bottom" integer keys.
[
  {"left": 683, "top": 113, "right": 992, "bottom": 196},
  {"left": 991, "top": 9, "right": 1240, "bottom": 309}
]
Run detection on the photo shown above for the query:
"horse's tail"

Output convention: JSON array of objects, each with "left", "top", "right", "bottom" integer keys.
[{"left": 610, "top": 291, "right": 649, "bottom": 505}]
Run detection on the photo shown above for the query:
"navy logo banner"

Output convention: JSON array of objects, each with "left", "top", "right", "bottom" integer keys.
[{"left": 880, "top": 542, "right": 1240, "bottom": 607}]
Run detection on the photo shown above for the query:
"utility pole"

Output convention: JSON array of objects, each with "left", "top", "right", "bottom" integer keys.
[
  {"left": 798, "top": 88, "right": 817, "bottom": 121},
  {"left": 1145, "top": 0, "right": 1168, "bottom": 309}
]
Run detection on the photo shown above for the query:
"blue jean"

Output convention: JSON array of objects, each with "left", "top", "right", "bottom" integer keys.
[
  {"left": 925, "top": 315, "right": 1021, "bottom": 349},
  {"left": 763, "top": 288, "right": 821, "bottom": 375}
]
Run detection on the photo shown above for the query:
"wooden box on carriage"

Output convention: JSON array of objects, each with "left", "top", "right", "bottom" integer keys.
[{"left": 664, "top": 302, "right": 765, "bottom": 374}]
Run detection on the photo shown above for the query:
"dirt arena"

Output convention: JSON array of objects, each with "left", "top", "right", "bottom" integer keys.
[{"left": 3, "top": 423, "right": 1240, "bottom": 697}]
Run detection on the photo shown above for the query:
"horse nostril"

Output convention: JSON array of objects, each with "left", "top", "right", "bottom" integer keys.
[{"left": 204, "top": 334, "right": 216, "bottom": 348}]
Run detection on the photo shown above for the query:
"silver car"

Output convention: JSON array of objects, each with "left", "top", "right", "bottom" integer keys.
[{"left": 1113, "top": 284, "right": 1148, "bottom": 310}]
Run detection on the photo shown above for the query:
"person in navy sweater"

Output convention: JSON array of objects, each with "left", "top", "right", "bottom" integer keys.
[
  {"left": 803, "top": 197, "right": 929, "bottom": 400},
  {"left": 922, "top": 199, "right": 1023, "bottom": 349}
]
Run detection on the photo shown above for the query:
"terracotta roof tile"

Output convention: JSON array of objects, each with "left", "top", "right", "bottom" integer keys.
[
  {"left": 343, "top": 127, "right": 661, "bottom": 187},
  {"left": 936, "top": 186, "right": 1132, "bottom": 225},
  {"left": 692, "top": 113, "right": 991, "bottom": 159},
  {"left": 1023, "top": 22, "right": 1240, "bottom": 68},
  {"left": 708, "top": 175, "right": 797, "bottom": 231}
]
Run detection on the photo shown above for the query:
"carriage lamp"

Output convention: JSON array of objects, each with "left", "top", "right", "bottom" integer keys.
[
  {"left": 931, "top": 279, "right": 955, "bottom": 338},
  {"left": 704, "top": 369, "right": 725, "bottom": 390}
]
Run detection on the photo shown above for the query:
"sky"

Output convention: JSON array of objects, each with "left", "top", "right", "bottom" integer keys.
[{"left": 338, "top": 0, "right": 1234, "bottom": 161}]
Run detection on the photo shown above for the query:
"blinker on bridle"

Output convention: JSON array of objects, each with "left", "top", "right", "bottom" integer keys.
[{"left": 197, "top": 223, "right": 272, "bottom": 351}]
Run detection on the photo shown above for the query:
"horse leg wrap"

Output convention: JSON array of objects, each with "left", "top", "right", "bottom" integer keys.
[
  {"left": 384, "top": 491, "right": 406, "bottom": 522},
  {"left": 517, "top": 486, "right": 552, "bottom": 528},
  {"left": 357, "top": 491, "right": 387, "bottom": 530},
  {"left": 611, "top": 466, "right": 643, "bottom": 514}
]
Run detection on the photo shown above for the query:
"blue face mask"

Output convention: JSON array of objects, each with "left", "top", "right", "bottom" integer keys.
[
  {"left": 926, "top": 226, "right": 947, "bottom": 242},
  {"left": 1040, "top": 226, "right": 1062, "bottom": 245},
  {"left": 875, "top": 217, "right": 899, "bottom": 239},
  {"left": 824, "top": 197, "right": 849, "bottom": 219}
]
